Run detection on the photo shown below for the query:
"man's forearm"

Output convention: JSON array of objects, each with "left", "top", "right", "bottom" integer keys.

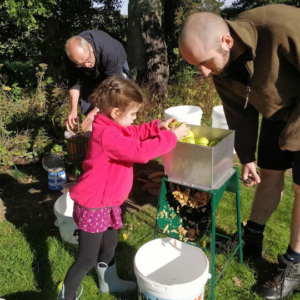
[{"left": 69, "top": 89, "right": 80, "bottom": 112}]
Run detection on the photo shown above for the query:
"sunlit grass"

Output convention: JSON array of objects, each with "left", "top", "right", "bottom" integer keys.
[{"left": 0, "top": 163, "right": 296, "bottom": 299}]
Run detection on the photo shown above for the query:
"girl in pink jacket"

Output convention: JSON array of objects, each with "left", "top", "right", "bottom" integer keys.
[{"left": 58, "top": 76, "right": 189, "bottom": 300}]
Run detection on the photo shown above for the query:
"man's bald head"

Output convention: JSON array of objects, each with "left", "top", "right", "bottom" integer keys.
[
  {"left": 65, "top": 36, "right": 90, "bottom": 60},
  {"left": 65, "top": 36, "right": 95, "bottom": 68},
  {"left": 179, "top": 12, "right": 229, "bottom": 52},
  {"left": 178, "top": 12, "right": 232, "bottom": 77}
]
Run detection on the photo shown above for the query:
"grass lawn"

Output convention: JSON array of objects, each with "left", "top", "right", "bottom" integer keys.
[{"left": 0, "top": 158, "right": 298, "bottom": 300}]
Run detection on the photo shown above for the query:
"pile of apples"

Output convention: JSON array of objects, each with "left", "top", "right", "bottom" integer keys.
[{"left": 169, "top": 121, "right": 220, "bottom": 147}]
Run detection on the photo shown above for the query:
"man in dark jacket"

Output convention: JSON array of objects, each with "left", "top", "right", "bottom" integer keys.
[
  {"left": 179, "top": 5, "right": 300, "bottom": 299},
  {"left": 64, "top": 30, "right": 130, "bottom": 131}
]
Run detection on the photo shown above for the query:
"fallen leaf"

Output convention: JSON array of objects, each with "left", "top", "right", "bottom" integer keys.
[
  {"left": 147, "top": 188, "right": 160, "bottom": 196},
  {"left": 233, "top": 277, "right": 243, "bottom": 287},
  {"left": 148, "top": 171, "right": 165, "bottom": 182},
  {"left": 141, "top": 182, "right": 160, "bottom": 191}
]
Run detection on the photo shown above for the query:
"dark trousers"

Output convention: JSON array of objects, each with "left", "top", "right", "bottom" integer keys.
[{"left": 63, "top": 228, "right": 118, "bottom": 299}]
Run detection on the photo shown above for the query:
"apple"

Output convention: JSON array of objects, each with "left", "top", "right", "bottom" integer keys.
[
  {"left": 186, "top": 129, "right": 194, "bottom": 139},
  {"left": 209, "top": 139, "right": 220, "bottom": 147},
  {"left": 168, "top": 121, "right": 188, "bottom": 129},
  {"left": 169, "top": 121, "right": 182, "bottom": 128},
  {"left": 180, "top": 137, "right": 195, "bottom": 144},
  {"left": 195, "top": 137, "right": 209, "bottom": 146},
  {"left": 57, "top": 281, "right": 64, "bottom": 293}
]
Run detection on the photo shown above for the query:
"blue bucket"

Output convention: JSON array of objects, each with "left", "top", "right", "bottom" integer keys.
[{"left": 48, "top": 170, "right": 67, "bottom": 190}]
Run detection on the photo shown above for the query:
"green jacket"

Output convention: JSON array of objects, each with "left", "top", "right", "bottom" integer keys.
[{"left": 213, "top": 4, "right": 300, "bottom": 164}]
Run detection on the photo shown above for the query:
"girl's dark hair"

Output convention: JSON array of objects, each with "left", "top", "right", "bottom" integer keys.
[{"left": 89, "top": 76, "right": 145, "bottom": 115}]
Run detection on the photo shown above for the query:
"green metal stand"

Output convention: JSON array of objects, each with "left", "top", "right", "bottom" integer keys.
[{"left": 154, "top": 167, "right": 243, "bottom": 300}]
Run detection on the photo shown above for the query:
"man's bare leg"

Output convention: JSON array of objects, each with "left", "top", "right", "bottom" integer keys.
[
  {"left": 290, "top": 183, "right": 300, "bottom": 252},
  {"left": 249, "top": 168, "right": 285, "bottom": 225}
]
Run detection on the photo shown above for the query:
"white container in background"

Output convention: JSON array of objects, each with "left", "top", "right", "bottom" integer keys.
[
  {"left": 164, "top": 105, "right": 203, "bottom": 125},
  {"left": 54, "top": 193, "right": 78, "bottom": 245},
  {"left": 212, "top": 105, "right": 236, "bottom": 154},
  {"left": 134, "top": 238, "right": 211, "bottom": 300},
  {"left": 212, "top": 105, "right": 228, "bottom": 129}
]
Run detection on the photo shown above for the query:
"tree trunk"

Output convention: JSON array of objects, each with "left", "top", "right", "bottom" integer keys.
[
  {"left": 42, "top": 16, "right": 61, "bottom": 82},
  {"left": 141, "top": 12, "right": 169, "bottom": 102},
  {"left": 127, "top": 0, "right": 164, "bottom": 83}
]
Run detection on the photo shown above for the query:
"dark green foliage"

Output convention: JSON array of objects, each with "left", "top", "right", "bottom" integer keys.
[
  {"left": 1, "top": 0, "right": 127, "bottom": 87},
  {"left": 163, "top": 0, "right": 225, "bottom": 81}
]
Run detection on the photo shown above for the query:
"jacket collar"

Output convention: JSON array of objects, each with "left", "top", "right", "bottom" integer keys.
[
  {"left": 226, "top": 19, "right": 257, "bottom": 76},
  {"left": 94, "top": 114, "right": 131, "bottom": 135}
]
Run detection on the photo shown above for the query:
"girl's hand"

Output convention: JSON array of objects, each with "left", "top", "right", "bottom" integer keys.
[
  {"left": 160, "top": 118, "right": 177, "bottom": 130},
  {"left": 172, "top": 123, "right": 190, "bottom": 140}
]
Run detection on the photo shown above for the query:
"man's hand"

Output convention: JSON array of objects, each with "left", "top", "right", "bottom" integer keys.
[
  {"left": 242, "top": 162, "right": 261, "bottom": 187},
  {"left": 66, "top": 110, "right": 78, "bottom": 132},
  {"left": 81, "top": 107, "right": 98, "bottom": 131},
  {"left": 159, "top": 118, "right": 177, "bottom": 130}
]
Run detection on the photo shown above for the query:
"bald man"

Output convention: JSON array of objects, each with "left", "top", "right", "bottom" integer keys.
[
  {"left": 179, "top": 5, "right": 300, "bottom": 300},
  {"left": 64, "top": 30, "right": 130, "bottom": 131}
]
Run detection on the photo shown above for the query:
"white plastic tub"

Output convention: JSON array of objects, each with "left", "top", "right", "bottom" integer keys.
[
  {"left": 134, "top": 238, "right": 211, "bottom": 300},
  {"left": 54, "top": 193, "right": 78, "bottom": 245}
]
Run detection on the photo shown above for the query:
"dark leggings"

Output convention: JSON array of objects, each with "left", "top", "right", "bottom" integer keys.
[{"left": 63, "top": 228, "right": 118, "bottom": 300}]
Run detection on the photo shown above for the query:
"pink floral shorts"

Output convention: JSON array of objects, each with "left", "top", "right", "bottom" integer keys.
[{"left": 73, "top": 204, "right": 123, "bottom": 233}]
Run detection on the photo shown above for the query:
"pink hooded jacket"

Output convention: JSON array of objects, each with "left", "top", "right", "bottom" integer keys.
[{"left": 69, "top": 114, "right": 177, "bottom": 208}]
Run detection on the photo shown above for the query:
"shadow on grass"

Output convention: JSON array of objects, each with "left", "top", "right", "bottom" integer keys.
[
  {"left": 0, "top": 163, "right": 62, "bottom": 300},
  {"left": 207, "top": 226, "right": 280, "bottom": 297},
  {"left": 0, "top": 161, "right": 148, "bottom": 300}
]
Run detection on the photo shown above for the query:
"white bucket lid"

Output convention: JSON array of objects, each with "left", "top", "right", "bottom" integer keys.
[
  {"left": 164, "top": 105, "right": 202, "bottom": 121},
  {"left": 134, "top": 238, "right": 210, "bottom": 296},
  {"left": 54, "top": 192, "right": 74, "bottom": 218}
]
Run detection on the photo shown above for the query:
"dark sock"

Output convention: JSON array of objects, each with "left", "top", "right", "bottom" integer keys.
[
  {"left": 108, "top": 258, "right": 115, "bottom": 267},
  {"left": 244, "top": 220, "right": 265, "bottom": 235},
  {"left": 283, "top": 245, "right": 300, "bottom": 264}
]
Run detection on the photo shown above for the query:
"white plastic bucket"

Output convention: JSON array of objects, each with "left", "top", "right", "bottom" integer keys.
[
  {"left": 48, "top": 170, "right": 67, "bottom": 190},
  {"left": 134, "top": 238, "right": 211, "bottom": 300},
  {"left": 164, "top": 105, "right": 203, "bottom": 125},
  {"left": 54, "top": 193, "right": 78, "bottom": 245},
  {"left": 212, "top": 105, "right": 236, "bottom": 154},
  {"left": 212, "top": 105, "right": 228, "bottom": 129}
]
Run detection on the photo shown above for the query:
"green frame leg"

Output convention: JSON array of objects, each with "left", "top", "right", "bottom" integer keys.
[
  {"left": 209, "top": 168, "right": 243, "bottom": 299},
  {"left": 154, "top": 167, "right": 243, "bottom": 300}
]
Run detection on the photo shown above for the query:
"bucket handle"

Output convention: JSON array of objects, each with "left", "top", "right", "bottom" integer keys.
[{"left": 151, "top": 282, "right": 167, "bottom": 291}]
